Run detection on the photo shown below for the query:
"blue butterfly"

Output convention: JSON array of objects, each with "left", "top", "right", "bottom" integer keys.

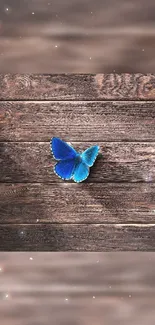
[{"left": 50, "top": 137, "right": 99, "bottom": 183}]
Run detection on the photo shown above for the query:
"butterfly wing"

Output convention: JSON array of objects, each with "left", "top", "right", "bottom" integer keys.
[
  {"left": 51, "top": 137, "right": 78, "bottom": 160},
  {"left": 54, "top": 158, "right": 76, "bottom": 180},
  {"left": 51, "top": 138, "right": 99, "bottom": 182},
  {"left": 72, "top": 161, "right": 89, "bottom": 183},
  {"left": 81, "top": 145, "right": 99, "bottom": 167}
]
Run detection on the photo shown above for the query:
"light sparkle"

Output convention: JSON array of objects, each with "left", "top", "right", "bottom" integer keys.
[
  {"left": 4, "top": 7, "right": 11, "bottom": 14},
  {"left": 4, "top": 293, "right": 10, "bottom": 300},
  {"left": 19, "top": 229, "right": 26, "bottom": 238}
]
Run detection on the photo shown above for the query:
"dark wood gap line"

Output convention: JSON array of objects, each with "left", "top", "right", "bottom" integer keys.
[
  {"left": 1, "top": 181, "right": 154, "bottom": 185},
  {"left": 1, "top": 181, "right": 155, "bottom": 184},
  {"left": 1, "top": 99, "right": 155, "bottom": 102},
  {"left": 0, "top": 222, "right": 154, "bottom": 225},
  {"left": 1, "top": 140, "right": 155, "bottom": 143},
  {"left": 0, "top": 223, "right": 154, "bottom": 226}
]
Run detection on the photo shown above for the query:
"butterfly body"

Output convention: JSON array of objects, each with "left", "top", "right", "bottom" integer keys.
[{"left": 50, "top": 137, "right": 99, "bottom": 183}]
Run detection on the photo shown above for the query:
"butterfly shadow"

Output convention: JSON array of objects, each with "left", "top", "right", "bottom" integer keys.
[{"left": 82, "top": 149, "right": 136, "bottom": 224}]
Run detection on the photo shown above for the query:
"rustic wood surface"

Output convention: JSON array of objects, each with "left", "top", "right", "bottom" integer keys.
[
  {"left": 0, "top": 74, "right": 155, "bottom": 250},
  {"left": 0, "top": 252, "right": 155, "bottom": 325},
  {"left": 0, "top": 183, "right": 155, "bottom": 224},
  {"left": 0, "top": 74, "right": 155, "bottom": 100},
  {"left": 1, "top": 142, "right": 155, "bottom": 183},
  {"left": 1, "top": 101, "right": 155, "bottom": 141},
  {"left": 0, "top": 224, "right": 155, "bottom": 251}
]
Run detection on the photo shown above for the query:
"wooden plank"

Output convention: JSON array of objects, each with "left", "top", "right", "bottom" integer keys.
[
  {"left": 0, "top": 224, "right": 155, "bottom": 251},
  {"left": 1, "top": 101, "right": 155, "bottom": 141},
  {"left": 0, "top": 252, "right": 155, "bottom": 294},
  {"left": 1, "top": 142, "right": 155, "bottom": 183},
  {"left": 0, "top": 296, "right": 155, "bottom": 325},
  {"left": 1, "top": 0, "right": 155, "bottom": 75},
  {"left": 0, "top": 183, "right": 155, "bottom": 224},
  {"left": 1, "top": 253, "right": 155, "bottom": 324},
  {"left": 0, "top": 74, "right": 155, "bottom": 100}
]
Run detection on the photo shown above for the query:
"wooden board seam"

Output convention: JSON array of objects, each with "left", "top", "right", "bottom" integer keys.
[
  {"left": 0, "top": 139, "right": 155, "bottom": 145},
  {"left": 0, "top": 223, "right": 155, "bottom": 226},
  {"left": 1, "top": 99, "right": 155, "bottom": 102}
]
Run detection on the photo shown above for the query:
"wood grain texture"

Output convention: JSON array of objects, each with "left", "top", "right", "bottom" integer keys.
[
  {"left": 1, "top": 74, "right": 155, "bottom": 100},
  {"left": 1, "top": 142, "right": 155, "bottom": 183},
  {"left": 0, "top": 183, "right": 155, "bottom": 224},
  {"left": 0, "top": 224, "right": 155, "bottom": 251},
  {"left": 1, "top": 101, "right": 155, "bottom": 141},
  {"left": 0, "top": 74, "right": 155, "bottom": 251}
]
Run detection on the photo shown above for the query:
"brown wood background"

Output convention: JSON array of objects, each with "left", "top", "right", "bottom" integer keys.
[
  {"left": 0, "top": 252, "right": 155, "bottom": 325},
  {"left": 0, "top": 74, "right": 155, "bottom": 250},
  {"left": 1, "top": 0, "right": 155, "bottom": 73}
]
